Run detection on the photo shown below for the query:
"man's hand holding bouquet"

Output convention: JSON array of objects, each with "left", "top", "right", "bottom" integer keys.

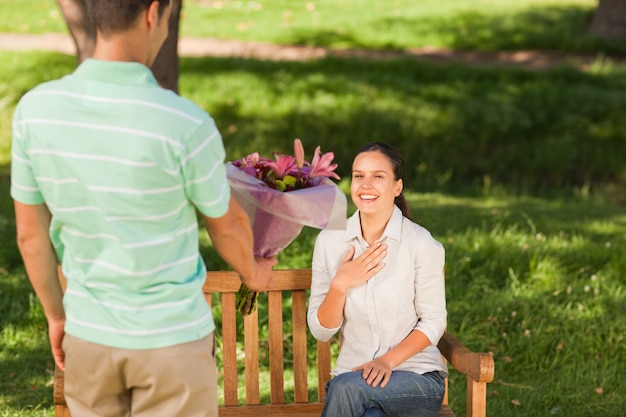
[{"left": 227, "top": 139, "right": 347, "bottom": 315}]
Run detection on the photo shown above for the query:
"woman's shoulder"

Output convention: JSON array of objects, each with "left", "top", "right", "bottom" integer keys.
[
  {"left": 402, "top": 218, "right": 444, "bottom": 249},
  {"left": 402, "top": 217, "right": 434, "bottom": 236}
]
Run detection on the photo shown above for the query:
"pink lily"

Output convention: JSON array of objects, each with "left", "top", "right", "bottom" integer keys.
[
  {"left": 267, "top": 154, "right": 297, "bottom": 178},
  {"left": 233, "top": 152, "right": 263, "bottom": 176},
  {"left": 238, "top": 152, "right": 260, "bottom": 167},
  {"left": 308, "top": 146, "right": 340, "bottom": 180},
  {"left": 294, "top": 138, "right": 305, "bottom": 169}
]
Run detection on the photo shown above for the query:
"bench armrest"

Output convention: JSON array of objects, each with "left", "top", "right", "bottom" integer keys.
[{"left": 438, "top": 331, "right": 494, "bottom": 383}]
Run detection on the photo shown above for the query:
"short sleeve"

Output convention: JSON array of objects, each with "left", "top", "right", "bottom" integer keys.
[
  {"left": 413, "top": 232, "right": 447, "bottom": 345},
  {"left": 10, "top": 101, "right": 44, "bottom": 205},
  {"left": 181, "top": 116, "right": 230, "bottom": 218},
  {"left": 307, "top": 230, "right": 343, "bottom": 342}
]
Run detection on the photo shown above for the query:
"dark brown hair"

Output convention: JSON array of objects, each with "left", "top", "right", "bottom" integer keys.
[
  {"left": 86, "top": 0, "right": 169, "bottom": 35},
  {"left": 354, "top": 142, "right": 411, "bottom": 219}
]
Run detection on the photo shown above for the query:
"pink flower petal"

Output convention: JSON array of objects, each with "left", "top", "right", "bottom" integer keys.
[{"left": 294, "top": 138, "right": 305, "bottom": 169}]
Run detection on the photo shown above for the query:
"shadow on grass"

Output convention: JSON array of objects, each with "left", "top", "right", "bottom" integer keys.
[
  {"left": 178, "top": 54, "right": 626, "bottom": 198},
  {"left": 2, "top": 50, "right": 626, "bottom": 198},
  {"left": 0, "top": 163, "right": 10, "bottom": 177},
  {"left": 0, "top": 177, "right": 22, "bottom": 272}
]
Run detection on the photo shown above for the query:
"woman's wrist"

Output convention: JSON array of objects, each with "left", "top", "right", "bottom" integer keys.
[{"left": 329, "top": 277, "right": 349, "bottom": 296}]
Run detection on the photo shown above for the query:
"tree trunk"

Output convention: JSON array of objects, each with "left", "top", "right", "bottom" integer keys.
[
  {"left": 56, "top": 0, "right": 181, "bottom": 93},
  {"left": 152, "top": 0, "right": 182, "bottom": 93},
  {"left": 56, "top": 0, "right": 95, "bottom": 62},
  {"left": 589, "top": 0, "right": 626, "bottom": 41}
]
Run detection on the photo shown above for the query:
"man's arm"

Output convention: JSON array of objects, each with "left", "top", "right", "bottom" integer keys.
[
  {"left": 14, "top": 201, "right": 65, "bottom": 370},
  {"left": 203, "top": 196, "right": 275, "bottom": 291}
]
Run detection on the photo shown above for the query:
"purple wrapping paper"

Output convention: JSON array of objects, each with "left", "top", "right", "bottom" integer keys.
[{"left": 226, "top": 163, "right": 347, "bottom": 257}]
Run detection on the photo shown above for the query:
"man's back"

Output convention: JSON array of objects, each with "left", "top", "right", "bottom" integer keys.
[{"left": 11, "top": 58, "right": 230, "bottom": 349}]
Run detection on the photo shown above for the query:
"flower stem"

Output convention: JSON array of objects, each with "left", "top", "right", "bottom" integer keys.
[{"left": 236, "top": 284, "right": 259, "bottom": 316}]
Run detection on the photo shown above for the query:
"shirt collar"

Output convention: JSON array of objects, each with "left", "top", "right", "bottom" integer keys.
[
  {"left": 72, "top": 59, "right": 159, "bottom": 87},
  {"left": 344, "top": 206, "right": 404, "bottom": 243}
]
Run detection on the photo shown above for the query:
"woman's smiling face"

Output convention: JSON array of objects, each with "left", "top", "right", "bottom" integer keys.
[{"left": 351, "top": 150, "right": 403, "bottom": 216}]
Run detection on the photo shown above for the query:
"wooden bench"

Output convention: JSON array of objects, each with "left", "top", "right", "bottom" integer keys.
[{"left": 54, "top": 269, "right": 494, "bottom": 417}]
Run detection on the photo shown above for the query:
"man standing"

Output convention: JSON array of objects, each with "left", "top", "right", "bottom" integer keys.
[{"left": 10, "top": 1, "right": 275, "bottom": 415}]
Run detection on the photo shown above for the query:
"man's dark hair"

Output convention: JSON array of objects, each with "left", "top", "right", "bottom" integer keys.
[{"left": 86, "top": 0, "right": 169, "bottom": 35}]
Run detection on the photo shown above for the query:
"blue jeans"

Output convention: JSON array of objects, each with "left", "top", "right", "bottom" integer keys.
[{"left": 321, "top": 370, "right": 445, "bottom": 417}]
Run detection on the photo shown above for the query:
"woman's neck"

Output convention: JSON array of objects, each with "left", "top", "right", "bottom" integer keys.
[{"left": 359, "top": 208, "right": 393, "bottom": 245}]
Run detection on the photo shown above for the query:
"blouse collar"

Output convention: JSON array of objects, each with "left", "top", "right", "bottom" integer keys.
[{"left": 344, "top": 205, "right": 404, "bottom": 244}]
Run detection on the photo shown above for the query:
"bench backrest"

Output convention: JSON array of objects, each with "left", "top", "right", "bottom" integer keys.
[
  {"left": 203, "top": 269, "right": 332, "bottom": 414},
  {"left": 203, "top": 269, "right": 459, "bottom": 416}
]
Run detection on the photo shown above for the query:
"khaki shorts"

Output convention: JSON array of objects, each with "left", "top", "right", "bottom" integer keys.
[{"left": 62, "top": 333, "right": 217, "bottom": 417}]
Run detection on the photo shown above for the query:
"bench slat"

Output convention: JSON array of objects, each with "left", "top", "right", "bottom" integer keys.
[
  {"left": 292, "top": 290, "right": 308, "bottom": 403},
  {"left": 218, "top": 403, "right": 453, "bottom": 417},
  {"left": 203, "top": 270, "right": 313, "bottom": 293},
  {"left": 244, "top": 310, "right": 260, "bottom": 405},
  {"left": 218, "top": 403, "right": 323, "bottom": 417},
  {"left": 221, "top": 292, "right": 239, "bottom": 406},
  {"left": 316, "top": 340, "right": 331, "bottom": 402},
  {"left": 268, "top": 291, "right": 285, "bottom": 404}
]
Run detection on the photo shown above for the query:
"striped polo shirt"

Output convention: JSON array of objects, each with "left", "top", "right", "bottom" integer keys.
[{"left": 11, "top": 59, "right": 230, "bottom": 349}]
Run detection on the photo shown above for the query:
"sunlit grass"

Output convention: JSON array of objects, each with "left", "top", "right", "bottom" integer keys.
[{"left": 3, "top": 0, "right": 625, "bottom": 54}]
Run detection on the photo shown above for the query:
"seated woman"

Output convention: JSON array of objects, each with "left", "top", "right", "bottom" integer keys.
[{"left": 307, "top": 142, "right": 447, "bottom": 417}]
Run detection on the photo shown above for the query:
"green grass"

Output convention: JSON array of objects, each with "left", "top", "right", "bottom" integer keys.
[
  {"left": 1, "top": 1, "right": 625, "bottom": 415},
  {"left": 2, "top": 0, "right": 626, "bottom": 54},
  {"left": 2, "top": 176, "right": 625, "bottom": 416},
  {"left": 2, "top": 50, "right": 626, "bottom": 197},
  {"left": 413, "top": 193, "right": 626, "bottom": 415}
]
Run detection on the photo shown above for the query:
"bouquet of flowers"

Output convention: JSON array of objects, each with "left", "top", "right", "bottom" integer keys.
[{"left": 227, "top": 138, "right": 347, "bottom": 315}]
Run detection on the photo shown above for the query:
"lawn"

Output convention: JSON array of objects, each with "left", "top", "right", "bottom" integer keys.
[
  {"left": 2, "top": 0, "right": 625, "bottom": 54},
  {"left": 2, "top": 50, "right": 625, "bottom": 197},
  {"left": 1, "top": 1, "right": 625, "bottom": 416},
  {"left": 2, "top": 177, "right": 625, "bottom": 416}
]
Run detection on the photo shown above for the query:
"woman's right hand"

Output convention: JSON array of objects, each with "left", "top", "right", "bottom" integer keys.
[{"left": 331, "top": 242, "right": 387, "bottom": 294}]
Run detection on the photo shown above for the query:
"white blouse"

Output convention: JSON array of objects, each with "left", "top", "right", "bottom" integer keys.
[{"left": 307, "top": 206, "right": 447, "bottom": 376}]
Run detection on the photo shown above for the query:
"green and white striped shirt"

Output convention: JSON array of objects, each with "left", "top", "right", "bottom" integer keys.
[{"left": 11, "top": 59, "right": 229, "bottom": 349}]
